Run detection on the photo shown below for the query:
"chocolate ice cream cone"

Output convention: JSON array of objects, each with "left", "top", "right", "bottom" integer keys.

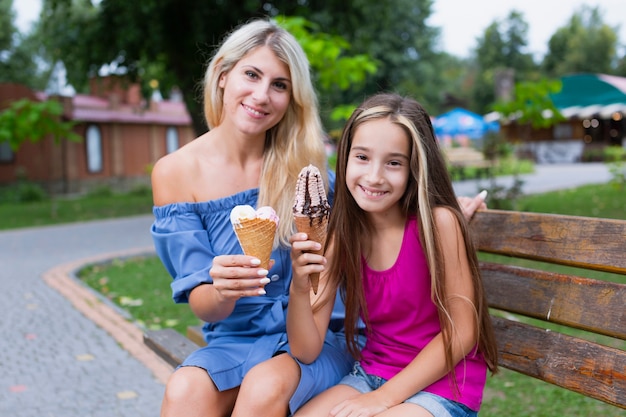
[{"left": 294, "top": 214, "right": 328, "bottom": 294}]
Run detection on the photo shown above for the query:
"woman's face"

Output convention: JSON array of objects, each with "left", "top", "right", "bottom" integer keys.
[
  {"left": 219, "top": 46, "right": 292, "bottom": 138},
  {"left": 346, "top": 118, "right": 410, "bottom": 219}
]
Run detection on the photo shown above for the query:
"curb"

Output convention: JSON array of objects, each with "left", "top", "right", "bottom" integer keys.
[{"left": 41, "top": 246, "right": 174, "bottom": 385}]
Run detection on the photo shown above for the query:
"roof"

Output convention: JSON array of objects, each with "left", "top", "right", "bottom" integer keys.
[
  {"left": 433, "top": 107, "right": 499, "bottom": 139},
  {"left": 550, "top": 73, "right": 626, "bottom": 119}
]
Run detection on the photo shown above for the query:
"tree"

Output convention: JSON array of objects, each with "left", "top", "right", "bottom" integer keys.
[
  {"left": 472, "top": 11, "right": 537, "bottom": 113},
  {"left": 0, "top": 99, "right": 81, "bottom": 151},
  {"left": 39, "top": 0, "right": 385, "bottom": 135},
  {"left": 492, "top": 78, "right": 565, "bottom": 141},
  {"left": 0, "top": 0, "right": 47, "bottom": 88},
  {"left": 542, "top": 6, "right": 619, "bottom": 77},
  {"left": 303, "top": 0, "right": 443, "bottom": 116}
]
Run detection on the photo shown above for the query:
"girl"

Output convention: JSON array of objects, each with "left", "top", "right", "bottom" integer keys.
[{"left": 288, "top": 93, "right": 498, "bottom": 417}]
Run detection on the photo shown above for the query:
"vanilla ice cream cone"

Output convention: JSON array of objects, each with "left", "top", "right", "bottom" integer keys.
[
  {"left": 234, "top": 217, "right": 277, "bottom": 270},
  {"left": 230, "top": 205, "right": 279, "bottom": 271}
]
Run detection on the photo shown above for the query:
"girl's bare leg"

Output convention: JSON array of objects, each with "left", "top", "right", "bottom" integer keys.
[
  {"left": 232, "top": 353, "right": 301, "bottom": 417},
  {"left": 160, "top": 366, "right": 239, "bottom": 417},
  {"left": 293, "top": 384, "right": 359, "bottom": 417}
]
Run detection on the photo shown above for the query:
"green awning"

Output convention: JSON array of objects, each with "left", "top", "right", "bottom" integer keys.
[{"left": 551, "top": 73, "right": 626, "bottom": 108}]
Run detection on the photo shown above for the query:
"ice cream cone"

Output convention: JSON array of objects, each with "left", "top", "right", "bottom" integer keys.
[
  {"left": 294, "top": 214, "right": 328, "bottom": 294},
  {"left": 234, "top": 217, "right": 277, "bottom": 270}
]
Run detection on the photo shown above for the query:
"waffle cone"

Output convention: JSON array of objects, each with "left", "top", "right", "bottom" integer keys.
[
  {"left": 234, "top": 218, "right": 277, "bottom": 270},
  {"left": 294, "top": 214, "right": 328, "bottom": 294}
]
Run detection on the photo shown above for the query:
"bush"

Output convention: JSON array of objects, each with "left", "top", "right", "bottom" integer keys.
[{"left": 0, "top": 181, "right": 48, "bottom": 204}]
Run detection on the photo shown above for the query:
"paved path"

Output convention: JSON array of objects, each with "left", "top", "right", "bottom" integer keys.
[
  {"left": 0, "top": 215, "right": 166, "bottom": 417},
  {"left": 0, "top": 162, "right": 614, "bottom": 416},
  {"left": 452, "top": 162, "right": 613, "bottom": 198}
]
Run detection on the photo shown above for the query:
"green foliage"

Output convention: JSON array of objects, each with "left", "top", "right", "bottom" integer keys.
[
  {"left": 275, "top": 16, "right": 377, "bottom": 92},
  {"left": 604, "top": 146, "right": 626, "bottom": 189},
  {"left": 471, "top": 11, "right": 539, "bottom": 113},
  {"left": 0, "top": 99, "right": 82, "bottom": 151},
  {"left": 542, "top": 6, "right": 619, "bottom": 77},
  {"left": 492, "top": 79, "right": 565, "bottom": 132},
  {"left": 0, "top": 180, "right": 49, "bottom": 203}
]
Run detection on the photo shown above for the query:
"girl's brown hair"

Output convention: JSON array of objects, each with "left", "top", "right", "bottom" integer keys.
[{"left": 325, "top": 93, "right": 498, "bottom": 379}]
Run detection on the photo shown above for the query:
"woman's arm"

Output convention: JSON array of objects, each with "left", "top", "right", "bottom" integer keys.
[
  {"left": 286, "top": 233, "right": 335, "bottom": 364},
  {"left": 457, "top": 190, "right": 487, "bottom": 221},
  {"left": 152, "top": 151, "right": 270, "bottom": 323}
]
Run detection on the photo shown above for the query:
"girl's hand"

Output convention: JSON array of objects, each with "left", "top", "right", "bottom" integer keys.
[
  {"left": 289, "top": 232, "right": 326, "bottom": 294},
  {"left": 209, "top": 254, "right": 271, "bottom": 299},
  {"left": 330, "top": 392, "right": 389, "bottom": 417}
]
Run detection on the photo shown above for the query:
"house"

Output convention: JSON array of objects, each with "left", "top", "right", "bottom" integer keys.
[
  {"left": 494, "top": 73, "right": 626, "bottom": 163},
  {"left": 0, "top": 76, "right": 196, "bottom": 194}
]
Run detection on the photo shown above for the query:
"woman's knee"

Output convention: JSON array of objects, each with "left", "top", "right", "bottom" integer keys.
[
  {"left": 164, "top": 367, "right": 209, "bottom": 401},
  {"left": 162, "top": 366, "right": 236, "bottom": 417}
]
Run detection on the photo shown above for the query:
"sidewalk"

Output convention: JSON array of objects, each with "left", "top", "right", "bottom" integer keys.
[
  {"left": 0, "top": 215, "right": 165, "bottom": 417},
  {"left": 452, "top": 162, "right": 613, "bottom": 198},
  {"left": 0, "top": 162, "right": 614, "bottom": 417}
]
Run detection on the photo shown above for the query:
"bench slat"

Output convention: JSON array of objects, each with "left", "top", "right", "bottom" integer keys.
[
  {"left": 143, "top": 329, "right": 200, "bottom": 368},
  {"left": 482, "top": 262, "right": 626, "bottom": 340},
  {"left": 493, "top": 316, "right": 626, "bottom": 409},
  {"left": 471, "top": 210, "right": 626, "bottom": 274},
  {"left": 187, "top": 325, "right": 207, "bottom": 347}
]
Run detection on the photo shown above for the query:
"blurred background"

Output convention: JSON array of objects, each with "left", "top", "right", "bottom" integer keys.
[{"left": 1, "top": 0, "right": 625, "bottom": 197}]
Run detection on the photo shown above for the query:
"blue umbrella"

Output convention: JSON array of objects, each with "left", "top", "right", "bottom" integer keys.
[{"left": 433, "top": 108, "right": 496, "bottom": 139}]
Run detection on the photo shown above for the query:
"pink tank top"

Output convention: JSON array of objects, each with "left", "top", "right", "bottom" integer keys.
[{"left": 360, "top": 216, "right": 487, "bottom": 411}]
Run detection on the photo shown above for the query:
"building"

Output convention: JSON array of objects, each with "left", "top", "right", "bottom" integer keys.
[
  {"left": 0, "top": 76, "right": 195, "bottom": 194},
  {"left": 496, "top": 73, "right": 626, "bottom": 163}
]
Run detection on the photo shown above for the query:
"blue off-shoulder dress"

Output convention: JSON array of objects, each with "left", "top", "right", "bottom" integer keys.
[{"left": 151, "top": 173, "right": 353, "bottom": 412}]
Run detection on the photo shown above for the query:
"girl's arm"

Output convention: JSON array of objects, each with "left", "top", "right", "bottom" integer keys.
[
  {"left": 331, "top": 207, "right": 478, "bottom": 414},
  {"left": 287, "top": 233, "right": 335, "bottom": 364}
]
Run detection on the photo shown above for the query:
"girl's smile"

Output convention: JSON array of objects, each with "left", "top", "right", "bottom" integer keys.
[{"left": 346, "top": 117, "right": 410, "bottom": 217}]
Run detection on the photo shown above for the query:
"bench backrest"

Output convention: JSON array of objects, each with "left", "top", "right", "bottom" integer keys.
[{"left": 470, "top": 209, "right": 626, "bottom": 409}]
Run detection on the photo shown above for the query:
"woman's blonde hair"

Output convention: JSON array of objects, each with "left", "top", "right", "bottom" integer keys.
[{"left": 203, "top": 18, "right": 328, "bottom": 246}]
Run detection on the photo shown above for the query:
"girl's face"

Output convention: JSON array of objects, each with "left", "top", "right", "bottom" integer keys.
[
  {"left": 219, "top": 46, "right": 292, "bottom": 138},
  {"left": 346, "top": 118, "right": 411, "bottom": 218}
]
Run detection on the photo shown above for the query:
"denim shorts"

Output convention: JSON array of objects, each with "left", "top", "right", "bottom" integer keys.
[{"left": 338, "top": 362, "right": 477, "bottom": 417}]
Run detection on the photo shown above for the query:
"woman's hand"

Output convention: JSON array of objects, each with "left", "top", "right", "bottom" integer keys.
[
  {"left": 458, "top": 190, "right": 487, "bottom": 221},
  {"left": 209, "top": 254, "right": 271, "bottom": 299},
  {"left": 289, "top": 232, "right": 326, "bottom": 294}
]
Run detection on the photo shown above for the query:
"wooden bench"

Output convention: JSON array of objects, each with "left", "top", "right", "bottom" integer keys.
[
  {"left": 444, "top": 146, "right": 494, "bottom": 179},
  {"left": 144, "top": 209, "right": 626, "bottom": 409}
]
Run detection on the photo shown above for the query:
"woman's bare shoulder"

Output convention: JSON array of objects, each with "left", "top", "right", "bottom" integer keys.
[{"left": 151, "top": 139, "right": 203, "bottom": 205}]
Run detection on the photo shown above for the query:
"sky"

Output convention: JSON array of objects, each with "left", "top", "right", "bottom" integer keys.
[{"left": 13, "top": 0, "right": 626, "bottom": 60}]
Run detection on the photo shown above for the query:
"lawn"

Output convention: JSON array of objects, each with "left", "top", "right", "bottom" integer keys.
[{"left": 0, "top": 186, "right": 154, "bottom": 230}]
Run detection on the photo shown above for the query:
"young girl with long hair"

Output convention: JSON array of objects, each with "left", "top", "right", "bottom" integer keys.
[{"left": 288, "top": 93, "right": 498, "bottom": 416}]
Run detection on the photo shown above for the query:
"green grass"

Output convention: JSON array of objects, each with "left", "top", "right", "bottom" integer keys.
[
  {"left": 77, "top": 256, "right": 202, "bottom": 335},
  {"left": 0, "top": 187, "right": 154, "bottom": 230}
]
